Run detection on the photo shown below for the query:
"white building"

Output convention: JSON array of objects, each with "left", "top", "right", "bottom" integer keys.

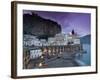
[
  {"left": 30, "top": 49, "right": 42, "bottom": 59},
  {"left": 23, "top": 30, "right": 80, "bottom": 47},
  {"left": 23, "top": 34, "right": 37, "bottom": 46},
  {"left": 67, "top": 30, "right": 80, "bottom": 45},
  {"left": 40, "top": 39, "right": 48, "bottom": 46},
  {"left": 73, "top": 39, "right": 80, "bottom": 44},
  {"left": 23, "top": 34, "right": 42, "bottom": 46},
  {"left": 33, "top": 39, "right": 42, "bottom": 46},
  {"left": 55, "top": 33, "right": 68, "bottom": 45},
  {"left": 48, "top": 37, "right": 55, "bottom": 46}
]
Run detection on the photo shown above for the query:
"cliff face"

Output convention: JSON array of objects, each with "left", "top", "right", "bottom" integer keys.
[
  {"left": 23, "top": 13, "right": 61, "bottom": 39},
  {"left": 80, "top": 35, "right": 91, "bottom": 44}
]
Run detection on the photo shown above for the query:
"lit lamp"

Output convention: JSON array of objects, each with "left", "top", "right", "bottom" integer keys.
[
  {"left": 41, "top": 55, "right": 44, "bottom": 59},
  {"left": 38, "top": 63, "right": 43, "bottom": 67},
  {"left": 48, "top": 49, "right": 51, "bottom": 56},
  {"left": 43, "top": 48, "right": 47, "bottom": 54}
]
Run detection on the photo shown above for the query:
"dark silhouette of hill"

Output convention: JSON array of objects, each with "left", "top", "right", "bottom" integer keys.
[
  {"left": 80, "top": 34, "right": 91, "bottom": 44},
  {"left": 23, "top": 13, "right": 61, "bottom": 39}
]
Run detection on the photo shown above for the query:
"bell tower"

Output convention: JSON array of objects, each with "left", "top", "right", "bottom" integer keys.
[{"left": 72, "top": 29, "right": 75, "bottom": 35}]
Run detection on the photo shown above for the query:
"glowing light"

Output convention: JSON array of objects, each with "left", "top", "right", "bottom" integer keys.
[
  {"left": 38, "top": 63, "right": 42, "bottom": 67},
  {"left": 41, "top": 56, "right": 44, "bottom": 59}
]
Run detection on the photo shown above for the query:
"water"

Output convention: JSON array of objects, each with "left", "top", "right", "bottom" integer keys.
[{"left": 78, "top": 44, "right": 91, "bottom": 66}]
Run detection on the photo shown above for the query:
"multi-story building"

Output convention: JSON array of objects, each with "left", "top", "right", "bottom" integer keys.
[
  {"left": 23, "top": 34, "right": 42, "bottom": 46},
  {"left": 48, "top": 37, "right": 55, "bottom": 46},
  {"left": 67, "top": 30, "right": 80, "bottom": 45},
  {"left": 23, "top": 29, "right": 80, "bottom": 47},
  {"left": 54, "top": 33, "right": 68, "bottom": 45},
  {"left": 30, "top": 48, "right": 42, "bottom": 59},
  {"left": 23, "top": 30, "right": 82, "bottom": 68},
  {"left": 40, "top": 39, "right": 48, "bottom": 46}
]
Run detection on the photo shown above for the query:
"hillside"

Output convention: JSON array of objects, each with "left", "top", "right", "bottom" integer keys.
[
  {"left": 23, "top": 13, "right": 61, "bottom": 39},
  {"left": 80, "top": 35, "right": 91, "bottom": 44}
]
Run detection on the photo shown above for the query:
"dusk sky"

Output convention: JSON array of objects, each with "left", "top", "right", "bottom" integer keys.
[{"left": 23, "top": 10, "right": 91, "bottom": 37}]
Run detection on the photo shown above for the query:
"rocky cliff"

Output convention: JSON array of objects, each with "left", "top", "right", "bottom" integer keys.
[
  {"left": 80, "top": 35, "right": 91, "bottom": 44},
  {"left": 23, "top": 13, "right": 61, "bottom": 39}
]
